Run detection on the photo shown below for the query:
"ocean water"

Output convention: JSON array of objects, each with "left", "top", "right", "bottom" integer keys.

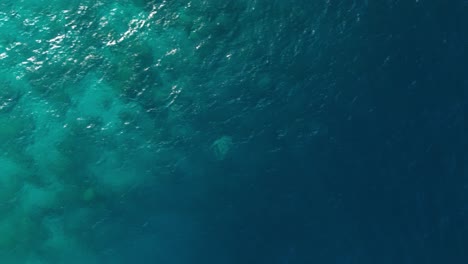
[{"left": 0, "top": 0, "right": 464, "bottom": 263}]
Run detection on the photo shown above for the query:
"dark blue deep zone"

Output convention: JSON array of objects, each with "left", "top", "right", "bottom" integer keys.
[
  {"left": 0, "top": 0, "right": 465, "bottom": 263},
  {"left": 111, "top": 1, "right": 465, "bottom": 263}
]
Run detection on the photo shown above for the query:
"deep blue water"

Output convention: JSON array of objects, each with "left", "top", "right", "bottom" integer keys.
[{"left": 0, "top": 0, "right": 465, "bottom": 263}]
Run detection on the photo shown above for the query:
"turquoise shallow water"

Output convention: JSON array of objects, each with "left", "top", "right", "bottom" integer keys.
[{"left": 0, "top": 0, "right": 465, "bottom": 263}]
